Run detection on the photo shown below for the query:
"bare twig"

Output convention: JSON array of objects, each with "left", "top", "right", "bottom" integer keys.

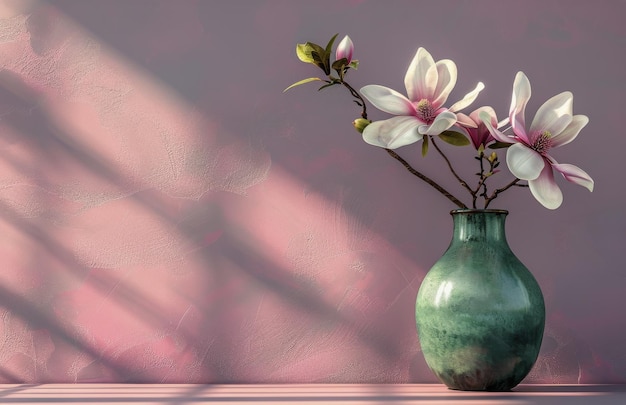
[
  {"left": 431, "top": 137, "right": 474, "bottom": 196},
  {"left": 385, "top": 149, "right": 468, "bottom": 209},
  {"left": 484, "top": 178, "right": 526, "bottom": 208}
]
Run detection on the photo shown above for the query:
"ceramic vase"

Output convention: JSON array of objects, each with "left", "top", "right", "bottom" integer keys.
[{"left": 415, "top": 209, "right": 545, "bottom": 391}]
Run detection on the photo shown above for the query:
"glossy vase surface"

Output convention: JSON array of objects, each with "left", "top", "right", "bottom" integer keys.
[{"left": 415, "top": 209, "right": 545, "bottom": 391}]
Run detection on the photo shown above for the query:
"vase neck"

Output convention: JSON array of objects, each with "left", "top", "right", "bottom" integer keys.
[{"left": 450, "top": 209, "right": 508, "bottom": 245}]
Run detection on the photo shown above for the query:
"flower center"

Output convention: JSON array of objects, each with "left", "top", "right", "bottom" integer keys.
[
  {"left": 531, "top": 131, "right": 553, "bottom": 155},
  {"left": 415, "top": 99, "right": 436, "bottom": 124}
]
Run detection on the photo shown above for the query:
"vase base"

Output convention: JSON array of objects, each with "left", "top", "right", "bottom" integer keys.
[
  {"left": 447, "top": 386, "right": 513, "bottom": 392},
  {"left": 436, "top": 370, "right": 522, "bottom": 392}
]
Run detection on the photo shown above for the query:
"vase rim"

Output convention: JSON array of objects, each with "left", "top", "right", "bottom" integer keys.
[{"left": 450, "top": 209, "right": 509, "bottom": 215}]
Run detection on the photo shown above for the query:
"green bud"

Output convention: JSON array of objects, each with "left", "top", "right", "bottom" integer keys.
[
  {"left": 488, "top": 152, "right": 498, "bottom": 163},
  {"left": 352, "top": 118, "right": 371, "bottom": 133}
]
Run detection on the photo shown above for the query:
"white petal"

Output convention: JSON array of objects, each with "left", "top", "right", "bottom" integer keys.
[
  {"left": 506, "top": 143, "right": 545, "bottom": 180},
  {"left": 362, "top": 116, "right": 422, "bottom": 149},
  {"left": 420, "top": 111, "right": 457, "bottom": 135},
  {"left": 448, "top": 82, "right": 484, "bottom": 112},
  {"left": 529, "top": 91, "right": 573, "bottom": 137},
  {"left": 360, "top": 85, "right": 415, "bottom": 115},
  {"left": 551, "top": 115, "right": 589, "bottom": 148},
  {"left": 529, "top": 164, "right": 563, "bottom": 209},
  {"left": 405, "top": 47, "right": 437, "bottom": 101},
  {"left": 431, "top": 59, "right": 457, "bottom": 108},
  {"left": 510, "top": 72, "right": 531, "bottom": 140},
  {"left": 552, "top": 162, "right": 594, "bottom": 192},
  {"left": 497, "top": 117, "right": 510, "bottom": 128}
]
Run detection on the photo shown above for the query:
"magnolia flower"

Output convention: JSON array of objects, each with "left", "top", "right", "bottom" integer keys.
[
  {"left": 481, "top": 72, "right": 594, "bottom": 209},
  {"left": 336, "top": 35, "right": 353, "bottom": 64},
  {"left": 456, "top": 106, "right": 501, "bottom": 150},
  {"left": 360, "top": 47, "right": 484, "bottom": 149}
]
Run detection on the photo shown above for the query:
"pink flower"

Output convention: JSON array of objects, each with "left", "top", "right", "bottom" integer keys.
[
  {"left": 481, "top": 72, "right": 594, "bottom": 209},
  {"left": 335, "top": 35, "right": 354, "bottom": 64},
  {"left": 359, "top": 47, "right": 484, "bottom": 149},
  {"left": 456, "top": 106, "right": 501, "bottom": 150}
]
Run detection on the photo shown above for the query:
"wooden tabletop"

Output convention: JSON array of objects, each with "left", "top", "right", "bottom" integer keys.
[{"left": 0, "top": 384, "right": 625, "bottom": 404}]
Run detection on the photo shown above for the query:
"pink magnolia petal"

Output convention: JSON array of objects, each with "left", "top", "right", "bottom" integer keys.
[
  {"left": 456, "top": 112, "right": 477, "bottom": 128},
  {"left": 529, "top": 91, "right": 573, "bottom": 138},
  {"left": 510, "top": 72, "right": 531, "bottom": 142},
  {"left": 360, "top": 85, "right": 416, "bottom": 116},
  {"left": 506, "top": 143, "right": 545, "bottom": 180},
  {"left": 469, "top": 106, "right": 497, "bottom": 127},
  {"left": 480, "top": 111, "right": 515, "bottom": 144},
  {"left": 511, "top": 120, "right": 528, "bottom": 142},
  {"left": 551, "top": 114, "right": 589, "bottom": 148},
  {"left": 469, "top": 107, "right": 496, "bottom": 147},
  {"left": 405, "top": 47, "right": 437, "bottom": 101},
  {"left": 335, "top": 35, "right": 354, "bottom": 64},
  {"left": 431, "top": 59, "right": 457, "bottom": 109},
  {"left": 362, "top": 116, "right": 422, "bottom": 149},
  {"left": 448, "top": 82, "right": 485, "bottom": 112},
  {"left": 420, "top": 111, "right": 457, "bottom": 135},
  {"left": 529, "top": 164, "right": 563, "bottom": 209},
  {"left": 552, "top": 162, "right": 594, "bottom": 192}
]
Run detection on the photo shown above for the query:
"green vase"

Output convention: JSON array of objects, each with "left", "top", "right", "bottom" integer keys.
[{"left": 415, "top": 209, "right": 545, "bottom": 391}]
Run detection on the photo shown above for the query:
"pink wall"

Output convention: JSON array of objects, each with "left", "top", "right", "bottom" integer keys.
[{"left": 0, "top": 0, "right": 623, "bottom": 383}]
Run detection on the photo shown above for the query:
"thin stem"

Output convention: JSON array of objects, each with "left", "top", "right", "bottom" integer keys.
[
  {"left": 484, "top": 178, "right": 526, "bottom": 208},
  {"left": 430, "top": 137, "right": 474, "bottom": 197},
  {"left": 473, "top": 177, "right": 488, "bottom": 207},
  {"left": 473, "top": 153, "right": 489, "bottom": 208},
  {"left": 385, "top": 149, "right": 468, "bottom": 209},
  {"left": 472, "top": 153, "right": 485, "bottom": 209},
  {"left": 341, "top": 80, "right": 368, "bottom": 119}
]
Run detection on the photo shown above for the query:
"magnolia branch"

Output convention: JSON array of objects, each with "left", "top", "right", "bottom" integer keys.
[
  {"left": 290, "top": 35, "right": 591, "bottom": 211},
  {"left": 430, "top": 137, "right": 473, "bottom": 196},
  {"left": 341, "top": 81, "right": 368, "bottom": 119}
]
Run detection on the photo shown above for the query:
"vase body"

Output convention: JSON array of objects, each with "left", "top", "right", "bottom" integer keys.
[{"left": 415, "top": 209, "right": 545, "bottom": 391}]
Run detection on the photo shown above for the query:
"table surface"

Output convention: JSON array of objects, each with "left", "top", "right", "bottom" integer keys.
[{"left": 0, "top": 384, "right": 625, "bottom": 404}]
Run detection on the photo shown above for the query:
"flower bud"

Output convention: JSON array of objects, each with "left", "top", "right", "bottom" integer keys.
[
  {"left": 353, "top": 118, "right": 371, "bottom": 133},
  {"left": 335, "top": 35, "right": 354, "bottom": 64},
  {"left": 488, "top": 152, "right": 498, "bottom": 163}
]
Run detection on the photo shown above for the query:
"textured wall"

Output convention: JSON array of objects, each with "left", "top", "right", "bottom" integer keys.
[{"left": 0, "top": 0, "right": 624, "bottom": 383}]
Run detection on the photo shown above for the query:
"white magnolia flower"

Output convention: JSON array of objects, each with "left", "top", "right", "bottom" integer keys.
[
  {"left": 481, "top": 72, "right": 594, "bottom": 209},
  {"left": 360, "top": 47, "right": 484, "bottom": 149}
]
